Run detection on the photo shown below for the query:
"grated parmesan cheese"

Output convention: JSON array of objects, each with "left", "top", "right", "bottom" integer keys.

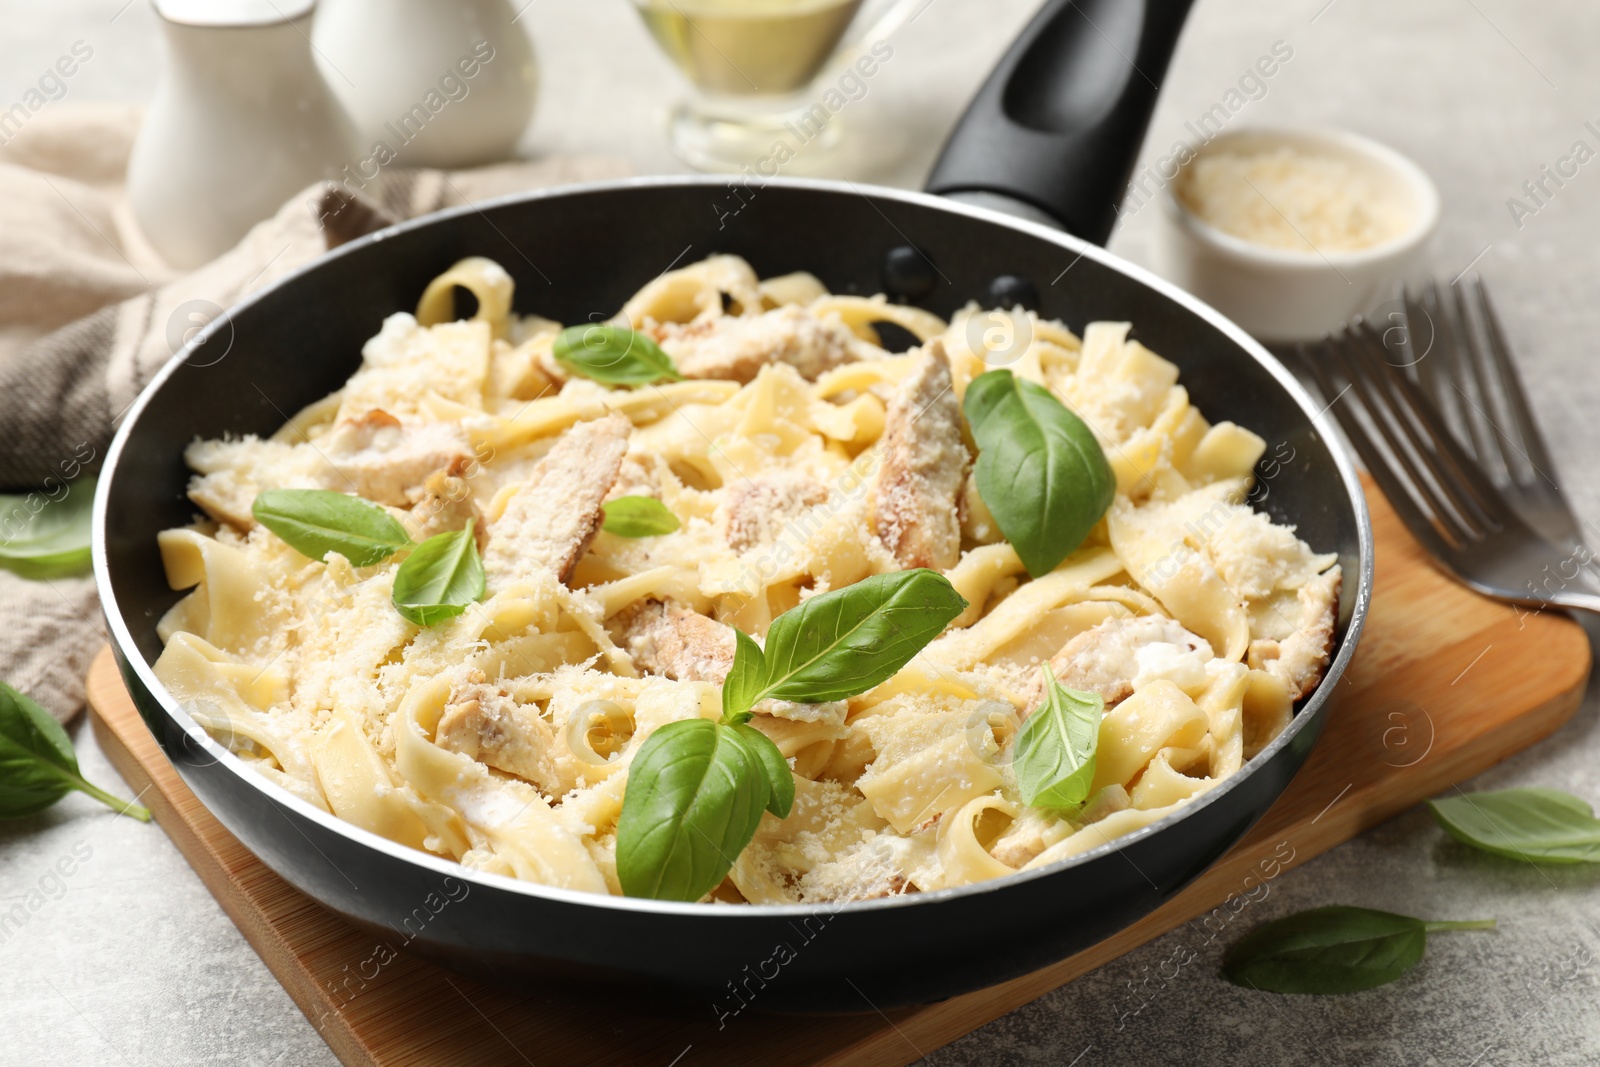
[{"left": 1176, "top": 145, "right": 1407, "bottom": 253}]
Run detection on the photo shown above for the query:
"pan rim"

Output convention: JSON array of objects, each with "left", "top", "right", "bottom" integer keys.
[{"left": 93, "top": 173, "right": 1374, "bottom": 920}]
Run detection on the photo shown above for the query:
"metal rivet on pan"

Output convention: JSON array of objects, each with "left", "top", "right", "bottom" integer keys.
[
  {"left": 986, "top": 274, "right": 1039, "bottom": 312},
  {"left": 882, "top": 245, "right": 937, "bottom": 301}
]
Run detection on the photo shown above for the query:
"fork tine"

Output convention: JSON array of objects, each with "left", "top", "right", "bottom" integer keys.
[
  {"left": 1301, "top": 337, "right": 1349, "bottom": 416},
  {"left": 1324, "top": 329, "right": 1480, "bottom": 547},
  {"left": 1310, "top": 333, "right": 1463, "bottom": 559},
  {"left": 1351, "top": 322, "right": 1514, "bottom": 533},
  {"left": 1367, "top": 290, "right": 1411, "bottom": 370},
  {"left": 1408, "top": 285, "right": 1479, "bottom": 461},
  {"left": 1363, "top": 323, "right": 1517, "bottom": 528},
  {"left": 1422, "top": 283, "right": 1497, "bottom": 473},
  {"left": 1467, "top": 276, "right": 1557, "bottom": 486},
  {"left": 1449, "top": 281, "right": 1515, "bottom": 483},
  {"left": 1407, "top": 285, "right": 1455, "bottom": 426}
]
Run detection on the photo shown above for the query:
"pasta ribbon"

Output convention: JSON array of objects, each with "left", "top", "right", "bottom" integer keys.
[
  {"left": 416, "top": 256, "right": 515, "bottom": 339},
  {"left": 395, "top": 678, "right": 608, "bottom": 891},
  {"left": 152, "top": 252, "right": 1340, "bottom": 903}
]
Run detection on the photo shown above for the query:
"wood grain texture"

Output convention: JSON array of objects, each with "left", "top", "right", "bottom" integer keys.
[{"left": 88, "top": 480, "right": 1590, "bottom": 1067}]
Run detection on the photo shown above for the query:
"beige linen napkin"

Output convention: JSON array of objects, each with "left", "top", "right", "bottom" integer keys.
[{"left": 0, "top": 103, "right": 629, "bottom": 722}]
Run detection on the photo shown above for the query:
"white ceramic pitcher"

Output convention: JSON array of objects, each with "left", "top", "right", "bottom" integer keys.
[
  {"left": 312, "top": 0, "right": 539, "bottom": 169},
  {"left": 127, "top": 0, "right": 354, "bottom": 270}
]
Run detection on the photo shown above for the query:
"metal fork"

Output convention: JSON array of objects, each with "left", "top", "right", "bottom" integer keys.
[
  {"left": 1404, "top": 279, "right": 1586, "bottom": 549},
  {"left": 1300, "top": 288, "right": 1600, "bottom": 616}
]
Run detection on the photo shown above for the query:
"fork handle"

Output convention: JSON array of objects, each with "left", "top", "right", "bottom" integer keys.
[{"left": 1550, "top": 587, "right": 1600, "bottom": 616}]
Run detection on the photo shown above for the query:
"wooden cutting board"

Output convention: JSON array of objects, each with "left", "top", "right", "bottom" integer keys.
[{"left": 88, "top": 478, "right": 1590, "bottom": 1067}]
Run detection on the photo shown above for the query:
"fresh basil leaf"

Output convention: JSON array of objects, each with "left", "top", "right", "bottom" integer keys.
[
  {"left": 727, "top": 569, "right": 967, "bottom": 717},
  {"left": 391, "top": 521, "right": 485, "bottom": 626},
  {"left": 553, "top": 325, "right": 683, "bottom": 387},
  {"left": 253, "top": 488, "right": 412, "bottom": 566},
  {"left": 0, "top": 681, "right": 150, "bottom": 821},
  {"left": 602, "top": 495, "right": 680, "bottom": 538},
  {"left": 734, "top": 723, "right": 794, "bottom": 819},
  {"left": 963, "top": 370, "right": 1115, "bottom": 578},
  {"left": 616, "top": 719, "right": 769, "bottom": 901},
  {"left": 1429, "top": 788, "right": 1600, "bottom": 864},
  {"left": 721, "top": 629, "right": 768, "bottom": 725},
  {"left": 1222, "top": 906, "right": 1494, "bottom": 994},
  {"left": 0, "top": 477, "right": 96, "bottom": 579},
  {"left": 1013, "top": 666, "right": 1102, "bottom": 809}
]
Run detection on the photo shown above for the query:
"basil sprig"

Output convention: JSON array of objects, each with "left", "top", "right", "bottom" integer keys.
[
  {"left": 1013, "top": 666, "right": 1102, "bottom": 809},
  {"left": 616, "top": 568, "right": 966, "bottom": 901},
  {"left": 0, "top": 681, "right": 150, "bottom": 821},
  {"left": 391, "top": 521, "right": 485, "bottom": 626},
  {"left": 601, "top": 495, "right": 680, "bottom": 538},
  {"left": 0, "top": 477, "right": 96, "bottom": 579},
  {"left": 252, "top": 489, "right": 484, "bottom": 627},
  {"left": 964, "top": 370, "right": 1114, "bottom": 578},
  {"left": 553, "top": 325, "right": 683, "bottom": 387},
  {"left": 720, "top": 568, "right": 969, "bottom": 721},
  {"left": 253, "top": 488, "right": 411, "bottom": 566},
  {"left": 1222, "top": 906, "right": 1495, "bottom": 994},
  {"left": 1429, "top": 788, "right": 1600, "bottom": 864}
]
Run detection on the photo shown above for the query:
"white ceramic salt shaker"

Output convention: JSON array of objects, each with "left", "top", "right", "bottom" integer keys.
[
  {"left": 127, "top": 0, "right": 354, "bottom": 270},
  {"left": 313, "top": 0, "right": 539, "bottom": 169}
]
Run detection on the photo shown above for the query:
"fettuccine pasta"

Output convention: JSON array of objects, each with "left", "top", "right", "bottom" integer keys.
[{"left": 153, "top": 254, "right": 1339, "bottom": 902}]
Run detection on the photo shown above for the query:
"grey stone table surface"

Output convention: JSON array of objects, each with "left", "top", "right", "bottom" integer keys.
[{"left": 4, "top": 0, "right": 1599, "bottom": 1064}]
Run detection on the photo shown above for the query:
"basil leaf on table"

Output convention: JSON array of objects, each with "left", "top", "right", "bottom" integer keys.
[
  {"left": 1222, "top": 906, "right": 1494, "bottom": 994},
  {"left": 1429, "top": 788, "right": 1600, "bottom": 863},
  {"left": 963, "top": 370, "right": 1115, "bottom": 578},
  {"left": 553, "top": 325, "right": 683, "bottom": 387},
  {"left": 721, "top": 568, "right": 968, "bottom": 719},
  {"left": 0, "top": 682, "right": 150, "bottom": 821},
  {"left": 0, "top": 477, "right": 96, "bottom": 579},
  {"left": 615, "top": 719, "right": 770, "bottom": 902},
  {"left": 252, "top": 488, "right": 412, "bottom": 566},
  {"left": 391, "top": 521, "right": 486, "bottom": 626},
  {"left": 1013, "top": 666, "right": 1103, "bottom": 809},
  {"left": 601, "top": 495, "right": 680, "bottom": 538}
]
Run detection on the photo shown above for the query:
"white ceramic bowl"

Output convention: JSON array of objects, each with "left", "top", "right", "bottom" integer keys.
[{"left": 1154, "top": 126, "right": 1440, "bottom": 343}]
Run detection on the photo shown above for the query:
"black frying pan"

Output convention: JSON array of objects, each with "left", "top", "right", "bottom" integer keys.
[{"left": 92, "top": 0, "right": 1372, "bottom": 1011}]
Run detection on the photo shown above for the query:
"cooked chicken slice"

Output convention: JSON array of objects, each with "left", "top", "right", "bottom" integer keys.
[
  {"left": 873, "top": 340, "right": 967, "bottom": 570},
  {"left": 623, "top": 600, "right": 734, "bottom": 683},
  {"left": 485, "top": 414, "right": 630, "bottom": 585},
  {"left": 435, "top": 670, "right": 560, "bottom": 794},
  {"left": 1039, "top": 615, "right": 1214, "bottom": 712},
  {"left": 407, "top": 468, "right": 487, "bottom": 552},
  {"left": 620, "top": 600, "right": 842, "bottom": 724},
  {"left": 989, "top": 809, "right": 1066, "bottom": 869},
  {"left": 720, "top": 471, "right": 829, "bottom": 554},
  {"left": 319, "top": 409, "right": 476, "bottom": 507},
  {"left": 183, "top": 410, "right": 475, "bottom": 528},
  {"left": 652, "top": 305, "right": 863, "bottom": 384},
  {"left": 1248, "top": 567, "right": 1341, "bottom": 701}
]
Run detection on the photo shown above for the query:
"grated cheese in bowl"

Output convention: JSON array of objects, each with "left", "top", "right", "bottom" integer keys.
[{"left": 1175, "top": 145, "right": 1409, "bottom": 254}]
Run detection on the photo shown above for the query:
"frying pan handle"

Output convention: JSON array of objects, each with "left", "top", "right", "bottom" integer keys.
[{"left": 925, "top": 0, "right": 1197, "bottom": 245}]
